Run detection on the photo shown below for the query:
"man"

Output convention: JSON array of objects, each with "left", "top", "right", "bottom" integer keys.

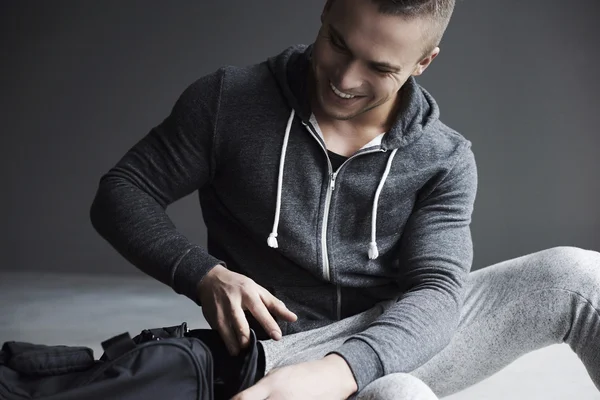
[{"left": 91, "top": 0, "right": 600, "bottom": 398}]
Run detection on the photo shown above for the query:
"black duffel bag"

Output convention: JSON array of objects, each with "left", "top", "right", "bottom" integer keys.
[{"left": 0, "top": 322, "right": 263, "bottom": 400}]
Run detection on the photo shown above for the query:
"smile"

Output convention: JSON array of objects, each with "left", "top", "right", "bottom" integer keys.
[{"left": 329, "top": 81, "right": 356, "bottom": 99}]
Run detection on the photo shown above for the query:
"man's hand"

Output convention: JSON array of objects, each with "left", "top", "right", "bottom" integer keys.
[
  {"left": 232, "top": 354, "right": 358, "bottom": 400},
  {"left": 197, "top": 264, "right": 297, "bottom": 355}
]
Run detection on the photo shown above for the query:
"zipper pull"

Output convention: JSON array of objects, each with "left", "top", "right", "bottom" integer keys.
[{"left": 330, "top": 172, "right": 337, "bottom": 191}]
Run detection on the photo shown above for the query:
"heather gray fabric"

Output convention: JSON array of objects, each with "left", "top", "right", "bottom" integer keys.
[
  {"left": 260, "top": 246, "right": 600, "bottom": 398},
  {"left": 90, "top": 44, "right": 478, "bottom": 390},
  {"left": 358, "top": 374, "right": 438, "bottom": 400}
]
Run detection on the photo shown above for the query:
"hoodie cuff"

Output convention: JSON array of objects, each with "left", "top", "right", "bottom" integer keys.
[
  {"left": 171, "top": 246, "right": 226, "bottom": 305},
  {"left": 328, "top": 338, "right": 384, "bottom": 392}
]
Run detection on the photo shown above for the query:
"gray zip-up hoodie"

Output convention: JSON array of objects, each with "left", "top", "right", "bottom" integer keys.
[{"left": 90, "top": 44, "right": 478, "bottom": 391}]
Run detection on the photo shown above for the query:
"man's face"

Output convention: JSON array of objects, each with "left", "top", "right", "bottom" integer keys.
[{"left": 311, "top": 0, "right": 439, "bottom": 122}]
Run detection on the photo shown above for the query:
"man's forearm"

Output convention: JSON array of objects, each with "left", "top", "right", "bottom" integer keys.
[{"left": 90, "top": 175, "right": 223, "bottom": 301}]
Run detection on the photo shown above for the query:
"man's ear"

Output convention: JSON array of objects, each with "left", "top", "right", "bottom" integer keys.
[{"left": 412, "top": 47, "right": 440, "bottom": 76}]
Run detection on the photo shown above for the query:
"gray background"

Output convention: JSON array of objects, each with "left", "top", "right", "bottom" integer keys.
[{"left": 1, "top": 0, "right": 598, "bottom": 277}]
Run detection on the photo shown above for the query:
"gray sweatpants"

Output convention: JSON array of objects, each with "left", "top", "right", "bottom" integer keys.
[{"left": 259, "top": 246, "right": 600, "bottom": 399}]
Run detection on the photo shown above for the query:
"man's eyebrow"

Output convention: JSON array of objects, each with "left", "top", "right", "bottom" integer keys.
[{"left": 328, "top": 24, "right": 402, "bottom": 72}]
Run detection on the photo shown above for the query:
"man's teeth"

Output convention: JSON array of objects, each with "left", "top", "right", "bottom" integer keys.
[{"left": 329, "top": 82, "right": 356, "bottom": 99}]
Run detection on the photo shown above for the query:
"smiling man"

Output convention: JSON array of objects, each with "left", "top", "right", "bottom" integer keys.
[{"left": 91, "top": 0, "right": 600, "bottom": 399}]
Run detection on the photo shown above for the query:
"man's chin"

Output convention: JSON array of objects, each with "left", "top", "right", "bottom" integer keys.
[
  {"left": 324, "top": 110, "right": 357, "bottom": 121},
  {"left": 317, "top": 96, "right": 364, "bottom": 121}
]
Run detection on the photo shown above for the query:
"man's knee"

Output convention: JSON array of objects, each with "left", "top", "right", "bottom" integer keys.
[
  {"left": 356, "top": 373, "right": 438, "bottom": 400},
  {"left": 537, "top": 246, "right": 600, "bottom": 290}
]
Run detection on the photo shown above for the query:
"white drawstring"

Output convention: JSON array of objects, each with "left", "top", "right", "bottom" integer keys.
[
  {"left": 368, "top": 148, "right": 398, "bottom": 260},
  {"left": 267, "top": 109, "right": 296, "bottom": 248}
]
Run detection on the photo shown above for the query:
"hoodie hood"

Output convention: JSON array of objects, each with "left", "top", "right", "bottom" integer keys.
[{"left": 267, "top": 44, "right": 442, "bottom": 150}]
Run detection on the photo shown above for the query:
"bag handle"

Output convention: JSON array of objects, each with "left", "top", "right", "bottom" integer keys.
[
  {"left": 100, "top": 332, "right": 136, "bottom": 361},
  {"left": 99, "top": 322, "right": 188, "bottom": 361},
  {"left": 0, "top": 341, "right": 95, "bottom": 376}
]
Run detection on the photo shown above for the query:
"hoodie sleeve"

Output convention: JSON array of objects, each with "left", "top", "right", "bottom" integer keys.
[
  {"left": 90, "top": 68, "right": 226, "bottom": 304},
  {"left": 330, "top": 143, "right": 478, "bottom": 391}
]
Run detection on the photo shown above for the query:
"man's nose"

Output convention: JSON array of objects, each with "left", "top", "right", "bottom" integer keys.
[{"left": 334, "top": 60, "right": 363, "bottom": 92}]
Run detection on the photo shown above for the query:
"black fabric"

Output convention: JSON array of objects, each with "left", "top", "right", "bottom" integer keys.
[
  {"left": 100, "top": 332, "right": 136, "bottom": 361},
  {"left": 1, "top": 342, "right": 95, "bottom": 376},
  {"left": 187, "top": 329, "right": 262, "bottom": 400},
  {"left": 0, "top": 323, "right": 263, "bottom": 400},
  {"left": 327, "top": 150, "right": 348, "bottom": 171}
]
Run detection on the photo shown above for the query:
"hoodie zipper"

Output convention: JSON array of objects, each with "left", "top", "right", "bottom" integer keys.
[{"left": 301, "top": 121, "right": 384, "bottom": 286}]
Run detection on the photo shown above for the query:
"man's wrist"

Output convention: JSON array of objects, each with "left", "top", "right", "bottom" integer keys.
[
  {"left": 196, "top": 264, "right": 226, "bottom": 290},
  {"left": 195, "top": 263, "right": 227, "bottom": 305},
  {"left": 322, "top": 354, "right": 358, "bottom": 397}
]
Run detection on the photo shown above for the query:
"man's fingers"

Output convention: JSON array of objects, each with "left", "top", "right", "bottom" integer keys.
[
  {"left": 231, "top": 305, "right": 251, "bottom": 349},
  {"left": 260, "top": 290, "right": 298, "bottom": 322},
  {"left": 215, "top": 307, "right": 240, "bottom": 356},
  {"left": 245, "top": 296, "right": 282, "bottom": 340}
]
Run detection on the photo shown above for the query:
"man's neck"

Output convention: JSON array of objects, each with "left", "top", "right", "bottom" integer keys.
[
  {"left": 313, "top": 109, "right": 386, "bottom": 137},
  {"left": 309, "top": 109, "right": 385, "bottom": 156},
  {"left": 311, "top": 95, "right": 401, "bottom": 154},
  {"left": 305, "top": 68, "right": 402, "bottom": 155}
]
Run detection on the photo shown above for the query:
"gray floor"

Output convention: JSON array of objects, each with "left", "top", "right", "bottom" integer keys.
[{"left": 1, "top": 271, "right": 598, "bottom": 399}]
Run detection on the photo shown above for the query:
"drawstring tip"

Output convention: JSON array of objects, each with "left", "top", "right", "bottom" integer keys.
[
  {"left": 368, "top": 242, "right": 379, "bottom": 260},
  {"left": 267, "top": 233, "right": 279, "bottom": 248}
]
